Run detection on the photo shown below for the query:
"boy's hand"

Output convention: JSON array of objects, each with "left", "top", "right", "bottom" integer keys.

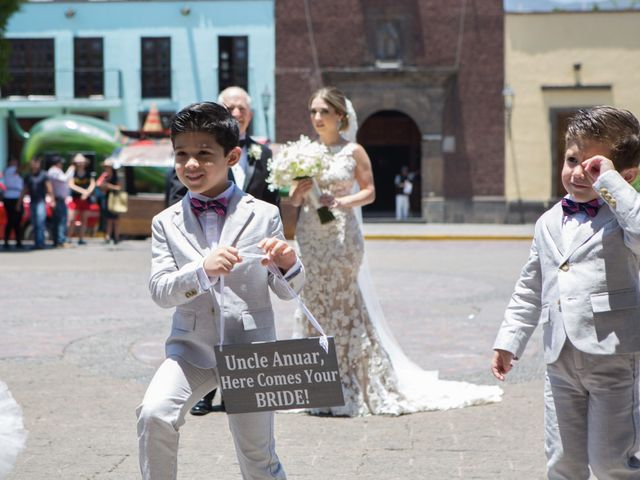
[
  {"left": 491, "top": 349, "right": 514, "bottom": 381},
  {"left": 582, "top": 155, "right": 615, "bottom": 184},
  {"left": 257, "top": 237, "right": 296, "bottom": 272},
  {"left": 203, "top": 246, "right": 241, "bottom": 276}
]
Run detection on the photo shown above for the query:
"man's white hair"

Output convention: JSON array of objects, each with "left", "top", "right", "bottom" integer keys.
[{"left": 218, "top": 86, "right": 252, "bottom": 107}]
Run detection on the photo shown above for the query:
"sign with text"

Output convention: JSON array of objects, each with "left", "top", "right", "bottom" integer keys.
[{"left": 214, "top": 337, "right": 344, "bottom": 414}]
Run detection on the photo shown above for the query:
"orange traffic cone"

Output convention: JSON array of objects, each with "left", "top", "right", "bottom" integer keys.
[{"left": 143, "top": 103, "right": 163, "bottom": 132}]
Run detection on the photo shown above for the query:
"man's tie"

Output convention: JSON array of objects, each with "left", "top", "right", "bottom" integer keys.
[
  {"left": 238, "top": 138, "right": 249, "bottom": 148},
  {"left": 190, "top": 197, "right": 228, "bottom": 216},
  {"left": 561, "top": 197, "right": 600, "bottom": 217}
]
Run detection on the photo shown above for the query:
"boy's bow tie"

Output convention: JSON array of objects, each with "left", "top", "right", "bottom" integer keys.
[
  {"left": 190, "top": 197, "right": 228, "bottom": 216},
  {"left": 561, "top": 198, "right": 600, "bottom": 217}
]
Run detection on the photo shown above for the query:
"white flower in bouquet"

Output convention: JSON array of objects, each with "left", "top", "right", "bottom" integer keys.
[
  {"left": 267, "top": 135, "right": 335, "bottom": 224},
  {"left": 266, "top": 135, "right": 327, "bottom": 191}
]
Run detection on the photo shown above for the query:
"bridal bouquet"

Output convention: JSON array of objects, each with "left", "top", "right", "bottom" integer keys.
[{"left": 267, "top": 135, "right": 335, "bottom": 224}]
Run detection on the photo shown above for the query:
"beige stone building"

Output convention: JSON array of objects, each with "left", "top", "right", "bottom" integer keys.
[{"left": 504, "top": 10, "right": 640, "bottom": 221}]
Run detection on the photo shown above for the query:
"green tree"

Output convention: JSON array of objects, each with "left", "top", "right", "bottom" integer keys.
[{"left": 0, "top": 0, "right": 23, "bottom": 85}]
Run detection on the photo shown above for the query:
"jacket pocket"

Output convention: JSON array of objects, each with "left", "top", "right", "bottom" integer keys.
[
  {"left": 590, "top": 288, "right": 640, "bottom": 313},
  {"left": 174, "top": 311, "right": 196, "bottom": 331}
]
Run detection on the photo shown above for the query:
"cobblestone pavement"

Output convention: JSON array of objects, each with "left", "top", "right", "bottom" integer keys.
[{"left": 0, "top": 236, "right": 550, "bottom": 479}]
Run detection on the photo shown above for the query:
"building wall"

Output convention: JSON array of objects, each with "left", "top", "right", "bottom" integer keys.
[
  {"left": 504, "top": 11, "right": 640, "bottom": 205},
  {"left": 276, "top": 0, "right": 504, "bottom": 222},
  {"left": 0, "top": 0, "right": 275, "bottom": 167}
]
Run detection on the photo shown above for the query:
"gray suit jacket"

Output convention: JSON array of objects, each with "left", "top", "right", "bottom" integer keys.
[
  {"left": 149, "top": 187, "right": 305, "bottom": 368},
  {"left": 494, "top": 171, "right": 640, "bottom": 364}
]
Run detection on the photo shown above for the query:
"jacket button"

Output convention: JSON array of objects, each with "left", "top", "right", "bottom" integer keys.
[
  {"left": 560, "top": 263, "right": 569, "bottom": 272},
  {"left": 609, "top": 199, "right": 617, "bottom": 208},
  {"left": 599, "top": 187, "right": 608, "bottom": 195}
]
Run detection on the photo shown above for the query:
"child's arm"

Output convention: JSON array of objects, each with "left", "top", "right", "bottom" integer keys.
[
  {"left": 583, "top": 155, "right": 640, "bottom": 254},
  {"left": 149, "top": 218, "right": 216, "bottom": 308},
  {"left": 493, "top": 235, "right": 543, "bottom": 367}
]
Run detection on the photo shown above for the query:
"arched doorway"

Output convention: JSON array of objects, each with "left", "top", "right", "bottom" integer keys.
[{"left": 357, "top": 110, "right": 421, "bottom": 218}]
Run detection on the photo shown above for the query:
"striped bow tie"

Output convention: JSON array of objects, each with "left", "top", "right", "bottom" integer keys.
[
  {"left": 561, "top": 198, "right": 600, "bottom": 218},
  {"left": 190, "top": 197, "right": 228, "bottom": 216}
]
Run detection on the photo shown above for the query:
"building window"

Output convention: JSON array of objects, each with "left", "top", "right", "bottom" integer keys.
[
  {"left": 74, "top": 37, "right": 104, "bottom": 98},
  {"left": 218, "top": 36, "right": 248, "bottom": 91},
  {"left": 2, "top": 39, "right": 55, "bottom": 97},
  {"left": 141, "top": 37, "right": 171, "bottom": 98}
]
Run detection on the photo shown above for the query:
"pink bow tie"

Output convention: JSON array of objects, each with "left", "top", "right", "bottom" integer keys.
[
  {"left": 190, "top": 197, "right": 228, "bottom": 216},
  {"left": 561, "top": 198, "right": 600, "bottom": 218}
]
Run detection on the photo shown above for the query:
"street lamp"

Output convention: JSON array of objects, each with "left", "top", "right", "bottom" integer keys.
[
  {"left": 502, "top": 84, "right": 523, "bottom": 222},
  {"left": 261, "top": 86, "right": 271, "bottom": 140},
  {"left": 502, "top": 85, "right": 514, "bottom": 121}
]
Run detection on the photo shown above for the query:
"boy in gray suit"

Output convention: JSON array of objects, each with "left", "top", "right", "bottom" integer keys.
[
  {"left": 492, "top": 106, "right": 640, "bottom": 479},
  {"left": 136, "top": 102, "right": 304, "bottom": 480}
]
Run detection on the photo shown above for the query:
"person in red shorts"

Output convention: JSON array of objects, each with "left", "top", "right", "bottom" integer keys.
[{"left": 67, "top": 153, "right": 96, "bottom": 245}]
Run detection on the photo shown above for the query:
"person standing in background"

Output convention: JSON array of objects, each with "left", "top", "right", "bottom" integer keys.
[
  {"left": 18, "top": 157, "right": 52, "bottom": 250},
  {"left": 97, "top": 158, "right": 122, "bottom": 246},
  {"left": 47, "top": 156, "right": 74, "bottom": 248},
  {"left": 68, "top": 154, "right": 96, "bottom": 245},
  {"left": 394, "top": 165, "right": 413, "bottom": 220},
  {"left": 3, "top": 157, "right": 24, "bottom": 249}
]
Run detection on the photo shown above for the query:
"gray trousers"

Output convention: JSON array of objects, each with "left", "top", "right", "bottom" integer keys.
[
  {"left": 545, "top": 342, "right": 640, "bottom": 479},
  {"left": 136, "top": 357, "right": 286, "bottom": 480}
]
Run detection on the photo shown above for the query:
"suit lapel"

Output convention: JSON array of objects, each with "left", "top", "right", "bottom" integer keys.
[
  {"left": 243, "top": 137, "right": 258, "bottom": 190},
  {"left": 544, "top": 203, "right": 565, "bottom": 259},
  {"left": 563, "top": 204, "right": 615, "bottom": 261},
  {"left": 173, "top": 196, "right": 210, "bottom": 257},
  {"left": 219, "top": 187, "right": 255, "bottom": 247}
]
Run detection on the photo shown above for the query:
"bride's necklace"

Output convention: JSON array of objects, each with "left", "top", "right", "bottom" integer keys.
[{"left": 320, "top": 139, "right": 347, "bottom": 155}]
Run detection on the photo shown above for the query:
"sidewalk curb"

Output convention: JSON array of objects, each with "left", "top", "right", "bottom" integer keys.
[{"left": 364, "top": 234, "right": 534, "bottom": 241}]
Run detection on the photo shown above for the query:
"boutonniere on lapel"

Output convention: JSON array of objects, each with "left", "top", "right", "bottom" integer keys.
[{"left": 248, "top": 144, "right": 262, "bottom": 165}]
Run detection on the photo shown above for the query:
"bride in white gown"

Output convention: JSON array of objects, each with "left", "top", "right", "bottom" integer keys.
[{"left": 290, "top": 86, "right": 502, "bottom": 417}]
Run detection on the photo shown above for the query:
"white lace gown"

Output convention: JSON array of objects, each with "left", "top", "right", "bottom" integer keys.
[
  {"left": 294, "top": 143, "right": 502, "bottom": 417},
  {"left": 0, "top": 381, "right": 27, "bottom": 478}
]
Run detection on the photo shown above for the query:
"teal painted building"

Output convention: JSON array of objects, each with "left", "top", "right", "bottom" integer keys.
[{"left": 0, "top": 0, "right": 275, "bottom": 167}]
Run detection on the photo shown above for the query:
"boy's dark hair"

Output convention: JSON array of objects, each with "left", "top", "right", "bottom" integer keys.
[
  {"left": 566, "top": 106, "right": 640, "bottom": 171},
  {"left": 170, "top": 101, "right": 239, "bottom": 154}
]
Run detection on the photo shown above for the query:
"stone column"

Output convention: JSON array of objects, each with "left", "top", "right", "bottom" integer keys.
[{"left": 421, "top": 134, "right": 445, "bottom": 222}]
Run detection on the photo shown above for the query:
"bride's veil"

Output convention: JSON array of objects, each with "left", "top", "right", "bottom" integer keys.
[{"left": 342, "top": 99, "right": 439, "bottom": 394}]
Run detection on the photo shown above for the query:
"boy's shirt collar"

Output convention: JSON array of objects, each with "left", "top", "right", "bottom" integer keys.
[
  {"left": 189, "top": 182, "right": 235, "bottom": 203},
  {"left": 564, "top": 193, "right": 604, "bottom": 207}
]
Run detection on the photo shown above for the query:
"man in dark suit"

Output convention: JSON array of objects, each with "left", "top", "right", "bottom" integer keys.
[
  {"left": 220, "top": 86, "right": 279, "bottom": 206},
  {"left": 189, "top": 86, "right": 280, "bottom": 416}
]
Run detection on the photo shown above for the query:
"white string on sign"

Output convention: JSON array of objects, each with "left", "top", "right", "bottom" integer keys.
[{"left": 215, "top": 251, "right": 329, "bottom": 353}]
